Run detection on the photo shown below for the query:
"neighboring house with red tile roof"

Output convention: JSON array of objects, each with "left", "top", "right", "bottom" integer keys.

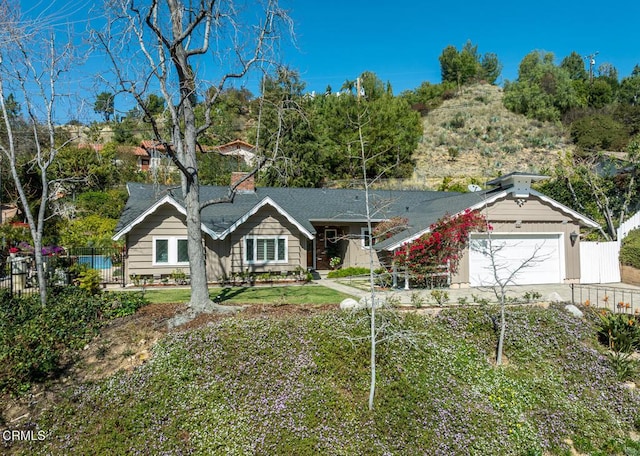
[
  {"left": 131, "top": 139, "right": 256, "bottom": 171},
  {"left": 77, "top": 143, "right": 105, "bottom": 153},
  {"left": 133, "top": 140, "right": 174, "bottom": 172}
]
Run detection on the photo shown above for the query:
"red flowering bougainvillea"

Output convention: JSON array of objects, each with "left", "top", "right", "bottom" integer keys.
[{"left": 394, "top": 209, "right": 488, "bottom": 286}]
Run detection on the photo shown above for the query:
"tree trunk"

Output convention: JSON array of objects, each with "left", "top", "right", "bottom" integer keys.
[
  {"left": 173, "top": 53, "right": 238, "bottom": 318},
  {"left": 181, "top": 99, "right": 217, "bottom": 313},
  {"left": 34, "top": 173, "right": 49, "bottom": 306},
  {"left": 359, "top": 119, "right": 377, "bottom": 411},
  {"left": 101, "top": 0, "right": 285, "bottom": 325},
  {"left": 496, "top": 294, "right": 505, "bottom": 365},
  {"left": 182, "top": 176, "right": 210, "bottom": 311},
  {"left": 8, "top": 150, "right": 49, "bottom": 306}
]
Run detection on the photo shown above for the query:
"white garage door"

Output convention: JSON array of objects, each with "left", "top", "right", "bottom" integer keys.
[{"left": 468, "top": 233, "right": 563, "bottom": 286}]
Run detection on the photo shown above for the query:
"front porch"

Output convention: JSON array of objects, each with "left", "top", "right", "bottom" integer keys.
[{"left": 308, "top": 224, "right": 379, "bottom": 271}]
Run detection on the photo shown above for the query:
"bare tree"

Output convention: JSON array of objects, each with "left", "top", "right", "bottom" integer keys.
[
  {"left": 0, "top": 3, "right": 80, "bottom": 305},
  {"left": 470, "top": 234, "right": 549, "bottom": 365},
  {"left": 356, "top": 112, "right": 380, "bottom": 411},
  {"left": 351, "top": 102, "right": 412, "bottom": 411},
  {"left": 554, "top": 148, "right": 640, "bottom": 241},
  {"left": 96, "top": 0, "right": 291, "bottom": 317}
]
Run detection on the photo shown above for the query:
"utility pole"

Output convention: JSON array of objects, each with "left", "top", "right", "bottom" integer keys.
[{"left": 584, "top": 51, "right": 599, "bottom": 83}]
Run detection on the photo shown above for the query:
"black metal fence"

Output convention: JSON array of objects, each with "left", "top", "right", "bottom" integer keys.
[
  {"left": 0, "top": 247, "right": 126, "bottom": 297},
  {"left": 571, "top": 284, "right": 640, "bottom": 315},
  {"left": 65, "top": 247, "right": 126, "bottom": 285}
]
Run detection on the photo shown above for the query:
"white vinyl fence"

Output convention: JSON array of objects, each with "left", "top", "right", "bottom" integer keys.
[
  {"left": 617, "top": 211, "right": 640, "bottom": 243},
  {"left": 579, "top": 241, "right": 620, "bottom": 284}
]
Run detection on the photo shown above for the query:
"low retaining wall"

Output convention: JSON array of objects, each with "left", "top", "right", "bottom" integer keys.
[{"left": 621, "top": 265, "right": 640, "bottom": 286}]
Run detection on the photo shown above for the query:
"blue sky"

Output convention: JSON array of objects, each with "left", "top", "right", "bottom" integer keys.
[
  {"left": 16, "top": 0, "right": 640, "bottom": 121},
  {"left": 280, "top": 0, "right": 640, "bottom": 95}
]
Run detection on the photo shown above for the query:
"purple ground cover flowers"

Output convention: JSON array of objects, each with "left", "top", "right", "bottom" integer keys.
[{"left": 17, "top": 305, "right": 640, "bottom": 455}]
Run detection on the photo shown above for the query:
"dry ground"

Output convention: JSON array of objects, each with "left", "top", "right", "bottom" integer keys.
[{"left": 395, "top": 83, "right": 572, "bottom": 190}]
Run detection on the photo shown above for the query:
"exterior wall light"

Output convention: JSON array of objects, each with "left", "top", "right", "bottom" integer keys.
[{"left": 570, "top": 231, "right": 579, "bottom": 246}]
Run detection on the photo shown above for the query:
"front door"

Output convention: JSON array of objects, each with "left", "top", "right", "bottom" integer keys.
[
  {"left": 307, "top": 239, "right": 314, "bottom": 270},
  {"left": 316, "top": 227, "right": 339, "bottom": 269}
]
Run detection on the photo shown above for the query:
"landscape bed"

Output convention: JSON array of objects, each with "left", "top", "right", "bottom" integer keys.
[{"left": 5, "top": 303, "right": 640, "bottom": 455}]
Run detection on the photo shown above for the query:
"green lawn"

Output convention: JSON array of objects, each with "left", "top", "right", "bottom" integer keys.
[{"left": 139, "top": 284, "right": 353, "bottom": 305}]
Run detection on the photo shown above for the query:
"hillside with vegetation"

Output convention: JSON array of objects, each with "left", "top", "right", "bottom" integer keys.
[
  {"left": 409, "top": 83, "right": 569, "bottom": 189},
  {"left": 5, "top": 303, "right": 640, "bottom": 455}
]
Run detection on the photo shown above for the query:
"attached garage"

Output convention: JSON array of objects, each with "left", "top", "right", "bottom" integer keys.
[
  {"left": 468, "top": 233, "right": 564, "bottom": 286},
  {"left": 378, "top": 173, "right": 601, "bottom": 287}
]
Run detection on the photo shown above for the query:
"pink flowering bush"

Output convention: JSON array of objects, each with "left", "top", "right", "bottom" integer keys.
[{"left": 394, "top": 209, "right": 488, "bottom": 287}]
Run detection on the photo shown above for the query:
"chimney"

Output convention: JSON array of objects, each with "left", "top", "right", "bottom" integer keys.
[{"left": 231, "top": 172, "right": 255, "bottom": 193}]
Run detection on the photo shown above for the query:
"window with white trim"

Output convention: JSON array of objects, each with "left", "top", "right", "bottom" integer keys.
[
  {"left": 245, "top": 236, "right": 287, "bottom": 264},
  {"left": 361, "top": 227, "right": 373, "bottom": 248},
  {"left": 153, "top": 237, "right": 189, "bottom": 265}
]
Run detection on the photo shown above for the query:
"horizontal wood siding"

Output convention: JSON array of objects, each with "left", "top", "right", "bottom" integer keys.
[
  {"left": 126, "top": 203, "right": 310, "bottom": 280},
  {"left": 229, "top": 206, "right": 306, "bottom": 273},
  {"left": 342, "top": 224, "right": 381, "bottom": 269},
  {"left": 126, "top": 204, "right": 189, "bottom": 277},
  {"left": 207, "top": 236, "right": 231, "bottom": 281},
  {"left": 485, "top": 196, "right": 574, "bottom": 222}
]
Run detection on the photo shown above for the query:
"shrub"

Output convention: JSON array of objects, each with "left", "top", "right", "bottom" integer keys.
[
  {"left": 595, "top": 310, "right": 640, "bottom": 353},
  {"left": 329, "top": 257, "right": 341, "bottom": 269},
  {"left": 98, "top": 291, "right": 147, "bottom": 319},
  {"left": 430, "top": 289, "right": 449, "bottom": 306},
  {"left": 0, "top": 288, "right": 148, "bottom": 394},
  {"left": 620, "top": 229, "right": 640, "bottom": 269},
  {"left": 59, "top": 215, "right": 119, "bottom": 249},
  {"left": 570, "top": 114, "right": 628, "bottom": 153},
  {"left": 327, "top": 267, "right": 369, "bottom": 278},
  {"left": 609, "top": 351, "right": 638, "bottom": 381},
  {"left": 523, "top": 291, "right": 542, "bottom": 302},
  {"left": 0, "top": 288, "right": 99, "bottom": 394},
  {"left": 77, "top": 268, "right": 102, "bottom": 295},
  {"left": 170, "top": 269, "right": 188, "bottom": 285},
  {"left": 375, "top": 268, "right": 393, "bottom": 288},
  {"left": 410, "top": 291, "right": 426, "bottom": 308},
  {"left": 394, "top": 209, "right": 487, "bottom": 286},
  {"left": 447, "top": 112, "right": 466, "bottom": 129}
]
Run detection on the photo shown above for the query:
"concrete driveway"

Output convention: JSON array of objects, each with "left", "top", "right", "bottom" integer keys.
[{"left": 318, "top": 278, "right": 640, "bottom": 308}]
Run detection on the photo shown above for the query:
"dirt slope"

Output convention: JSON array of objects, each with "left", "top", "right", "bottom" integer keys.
[{"left": 407, "top": 83, "right": 573, "bottom": 189}]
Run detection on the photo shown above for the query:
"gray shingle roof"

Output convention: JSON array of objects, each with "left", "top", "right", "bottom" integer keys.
[{"left": 115, "top": 183, "right": 495, "bottom": 250}]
